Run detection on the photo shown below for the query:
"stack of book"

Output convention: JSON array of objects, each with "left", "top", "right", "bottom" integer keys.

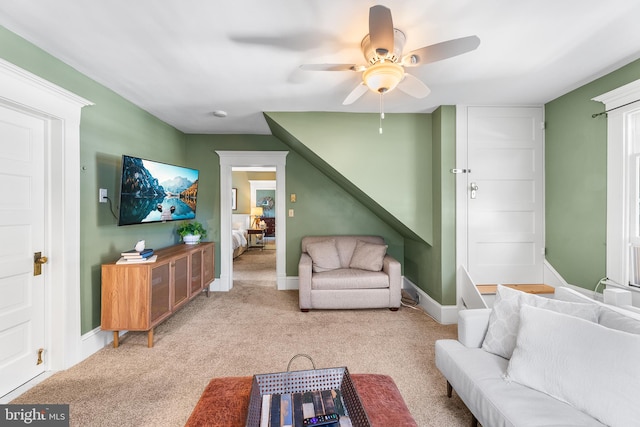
[
  {"left": 259, "top": 389, "right": 350, "bottom": 427},
  {"left": 116, "top": 248, "right": 157, "bottom": 264}
]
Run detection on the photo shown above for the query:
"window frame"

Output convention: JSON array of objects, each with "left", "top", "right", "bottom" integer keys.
[{"left": 594, "top": 79, "right": 640, "bottom": 287}]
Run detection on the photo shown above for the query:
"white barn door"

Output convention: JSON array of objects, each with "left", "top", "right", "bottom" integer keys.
[{"left": 458, "top": 106, "right": 544, "bottom": 285}]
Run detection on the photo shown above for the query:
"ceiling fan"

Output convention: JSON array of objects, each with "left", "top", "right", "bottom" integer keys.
[{"left": 300, "top": 5, "right": 480, "bottom": 106}]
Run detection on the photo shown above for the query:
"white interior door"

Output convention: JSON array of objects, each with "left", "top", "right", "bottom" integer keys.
[
  {"left": 465, "top": 106, "right": 544, "bottom": 284},
  {"left": 0, "top": 104, "right": 46, "bottom": 397}
]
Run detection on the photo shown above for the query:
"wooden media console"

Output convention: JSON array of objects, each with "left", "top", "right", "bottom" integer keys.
[{"left": 101, "top": 242, "right": 215, "bottom": 348}]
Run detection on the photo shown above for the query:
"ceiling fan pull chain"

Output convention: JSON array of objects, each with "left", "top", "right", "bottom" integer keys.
[{"left": 379, "top": 92, "right": 384, "bottom": 134}]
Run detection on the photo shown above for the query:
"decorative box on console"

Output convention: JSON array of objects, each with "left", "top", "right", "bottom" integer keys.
[{"left": 246, "top": 364, "right": 370, "bottom": 427}]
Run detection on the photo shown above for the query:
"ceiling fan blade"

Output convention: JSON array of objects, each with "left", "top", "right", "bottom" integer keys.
[
  {"left": 396, "top": 74, "right": 431, "bottom": 98},
  {"left": 343, "top": 83, "right": 369, "bottom": 105},
  {"left": 229, "top": 31, "right": 339, "bottom": 52},
  {"left": 369, "top": 5, "right": 395, "bottom": 57},
  {"left": 300, "top": 64, "right": 360, "bottom": 72},
  {"left": 402, "top": 35, "right": 480, "bottom": 66}
]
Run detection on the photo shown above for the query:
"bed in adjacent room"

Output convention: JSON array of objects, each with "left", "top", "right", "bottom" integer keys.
[{"left": 232, "top": 214, "right": 249, "bottom": 259}]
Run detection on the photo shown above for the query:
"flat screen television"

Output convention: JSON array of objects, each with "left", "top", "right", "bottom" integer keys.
[{"left": 117, "top": 155, "right": 199, "bottom": 226}]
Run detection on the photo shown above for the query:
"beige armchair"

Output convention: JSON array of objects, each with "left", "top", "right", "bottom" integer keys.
[{"left": 298, "top": 235, "right": 401, "bottom": 311}]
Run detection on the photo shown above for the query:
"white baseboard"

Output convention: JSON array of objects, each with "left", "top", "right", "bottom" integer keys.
[
  {"left": 543, "top": 260, "right": 569, "bottom": 287},
  {"left": 403, "top": 278, "right": 458, "bottom": 324},
  {"left": 282, "top": 276, "right": 299, "bottom": 290},
  {"left": 208, "top": 278, "right": 227, "bottom": 292},
  {"left": 81, "top": 327, "right": 125, "bottom": 360}
]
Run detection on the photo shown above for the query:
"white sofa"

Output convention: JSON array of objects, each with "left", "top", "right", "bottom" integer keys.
[
  {"left": 435, "top": 286, "right": 640, "bottom": 427},
  {"left": 298, "top": 235, "right": 401, "bottom": 311}
]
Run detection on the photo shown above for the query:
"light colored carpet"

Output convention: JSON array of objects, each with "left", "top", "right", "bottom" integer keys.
[
  {"left": 11, "top": 253, "right": 472, "bottom": 426},
  {"left": 233, "top": 248, "right": 276, "bottom": 287}
]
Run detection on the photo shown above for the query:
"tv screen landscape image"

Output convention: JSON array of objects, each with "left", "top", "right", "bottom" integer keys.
[{"left": 118, "top": 155, "right": 199, "bottom": 226}]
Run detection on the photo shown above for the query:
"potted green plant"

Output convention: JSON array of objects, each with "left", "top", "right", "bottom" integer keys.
[{"left": 176, "top": 221, "right": 207, "bottom": 245}]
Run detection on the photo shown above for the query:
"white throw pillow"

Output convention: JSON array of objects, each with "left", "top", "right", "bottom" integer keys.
[
  {"left": 481, "top": 285, "right": 599, "bottom": 359},
  {"left": 506, "top": 305, "right": 640, "bottom": 427},
  {"left": 306, "top": 239, "right": 342, "bottom": 273},
  {"left": 348, "top": 240, "right": 387, "bottom": 272}
]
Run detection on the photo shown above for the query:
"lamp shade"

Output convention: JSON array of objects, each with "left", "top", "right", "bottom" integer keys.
[
  {"left": 251, "top": 207, "right": 263, "bottom": 217},
  {"left": 363, "top": 62, "right": 404, "bottom": 94}
]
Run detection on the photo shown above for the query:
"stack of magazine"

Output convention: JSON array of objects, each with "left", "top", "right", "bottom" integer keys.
[
  {"left": 116, "top": 248, "right": 156, "bottom": 264},
  {"left": 259, "top": 389, "right": 351, "bottom": 427}
]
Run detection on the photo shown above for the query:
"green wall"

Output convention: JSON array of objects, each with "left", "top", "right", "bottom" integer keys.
[
  {"left": 0, "top": 25, "right": 188, "bottom": 333},
  {"left": 403, "top": 107, "right": 456, "bottom": 304},
  {"left": 545, "top": 58, "right": 640, "bottom": 290},
  {"left": 265, "top": 112, "right": 433, "bottom": 244},
  {"left": 184, "top": 135, "right": 404, "bottom": 276}
]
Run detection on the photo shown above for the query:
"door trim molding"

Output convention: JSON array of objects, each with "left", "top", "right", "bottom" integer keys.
[
  {"left": 455, "top": 105, "right": 470, "bottom": 308},
  {"left": 0, "top": 58, "right": 92, "bottom": 372},
  {"left": 217, "top": 151, "right": 288, "bottom": 291}
]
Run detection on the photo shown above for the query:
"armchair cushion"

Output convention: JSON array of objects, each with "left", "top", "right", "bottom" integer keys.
[
  {"left": 349, "top": 240, "right": 388, "bottom": 272},
  {"left": 312, "top": 269, "right": 390, "bottom": 290},
  {"left": 306, "top": 239, "right": 341, "bottom": 273}
]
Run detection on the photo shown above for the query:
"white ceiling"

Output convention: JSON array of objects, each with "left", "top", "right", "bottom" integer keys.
[{"left": 1, "top": 1, "right": 639, "bottom": 135}]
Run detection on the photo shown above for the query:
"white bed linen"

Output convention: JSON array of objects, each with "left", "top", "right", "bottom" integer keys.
[{"left": 232, "top": 229, "right": 247, "bottom": 251}]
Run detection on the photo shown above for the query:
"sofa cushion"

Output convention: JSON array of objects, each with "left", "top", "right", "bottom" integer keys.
[
  {"left": 306, "top": 239, "right": 342, "bottom": 273},
  {"left": 482, "top": 285, "right": 599, "bottom": 359},
  {"left": 435, "top": 340, "right": 604, "bottom": 427},
  {"left": 349, "top": 240, "right": 388, "bottom": 271},
  {"left": 311, "top": 268, "right": 389, "bottom": 290},
  {"left": 506, "top": 305, "right": 640, "bottom": 427},
  {"left": 599, "top": 306, "right": 640, "bottom": 334}
]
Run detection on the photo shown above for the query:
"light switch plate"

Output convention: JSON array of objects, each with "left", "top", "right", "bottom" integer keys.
[{"left": 288, "top": 209, "right": 294, "bottom": 217}]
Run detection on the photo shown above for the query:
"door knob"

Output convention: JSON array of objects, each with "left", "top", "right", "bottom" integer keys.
[
  {"left": 470, "top": 182, "right": 479, "bottom": 199},
  {"left": 34, "top": 252, "right": 48, "bottom": 276}
]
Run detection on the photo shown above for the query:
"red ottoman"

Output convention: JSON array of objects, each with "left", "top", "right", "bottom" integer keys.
[{"left": 185, "top": 374, "right": 417, "bottom": 427}]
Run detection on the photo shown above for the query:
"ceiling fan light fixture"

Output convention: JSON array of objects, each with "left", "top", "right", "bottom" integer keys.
[{"left": 362, "top": 62, "right": 404, "bottom": 94}]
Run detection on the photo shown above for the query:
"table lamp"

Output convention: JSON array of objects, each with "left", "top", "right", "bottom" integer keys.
[{"left": 251, "top": 207, "right": 263, "bottom": 229}]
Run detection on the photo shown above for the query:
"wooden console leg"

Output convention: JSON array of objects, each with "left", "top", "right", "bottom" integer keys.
[
  {"left": 147, "top": 329, "right": 154, "bottom": 348},
  {"left": 113, "top": 331, "right": 119, "bottom": 348},
  {"left": 447, "top": 381, "right": 452, "bottom": 398}
]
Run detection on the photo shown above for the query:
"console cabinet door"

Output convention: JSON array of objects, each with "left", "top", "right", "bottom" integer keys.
[
  {"left": 203, "top": 244, "right": 214, "bottom": 286},
  {"left": 150, "top": 263, "right": 171, "bottom": 324},
  {"left": 173, "top": 256, "right": 189, "bottom": 309},
  {"left": 190, "top": 250, "right": 202, "bottom": 295}
]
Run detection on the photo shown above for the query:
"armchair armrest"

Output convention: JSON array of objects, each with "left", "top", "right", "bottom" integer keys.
[
  {"left": 298, "top": 253, "right": 312, "bottom": 309},
  {"left": 458, "top": 308, "right": 492, "bottom": 348},
  {"left": 383, "top": 255, "right": 401, "bottom": 308}
]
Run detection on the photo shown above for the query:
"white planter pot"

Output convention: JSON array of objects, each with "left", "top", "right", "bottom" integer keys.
[{"left": 183, "top": 234, "right": 201, "bottom": 245}]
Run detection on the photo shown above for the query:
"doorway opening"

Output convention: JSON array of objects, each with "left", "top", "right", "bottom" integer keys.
[
  {"left": 217, "top": 151, "right": 288, "bottom": 291},
  {"left": 232, "top": 170, "right": 276, "bottom": 287}
]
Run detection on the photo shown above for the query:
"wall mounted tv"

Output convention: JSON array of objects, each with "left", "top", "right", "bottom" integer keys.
[{"left": 117, "top": 155, "right": 199, "bottom": 226}]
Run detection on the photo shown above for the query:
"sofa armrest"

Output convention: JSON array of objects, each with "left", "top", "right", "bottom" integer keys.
[
  {"left": 383, "top": 255, "right": 401, "bottom": 308},
  {"left": 458, "top": 308, "right": 492, "bottom": 348},
  {"left": 298, "top": 253, "right": 313, "bottom": 309}
]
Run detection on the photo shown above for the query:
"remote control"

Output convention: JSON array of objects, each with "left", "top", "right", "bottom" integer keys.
[{"left": 303, "top": 413, "right": 340, "bottom": 426}]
